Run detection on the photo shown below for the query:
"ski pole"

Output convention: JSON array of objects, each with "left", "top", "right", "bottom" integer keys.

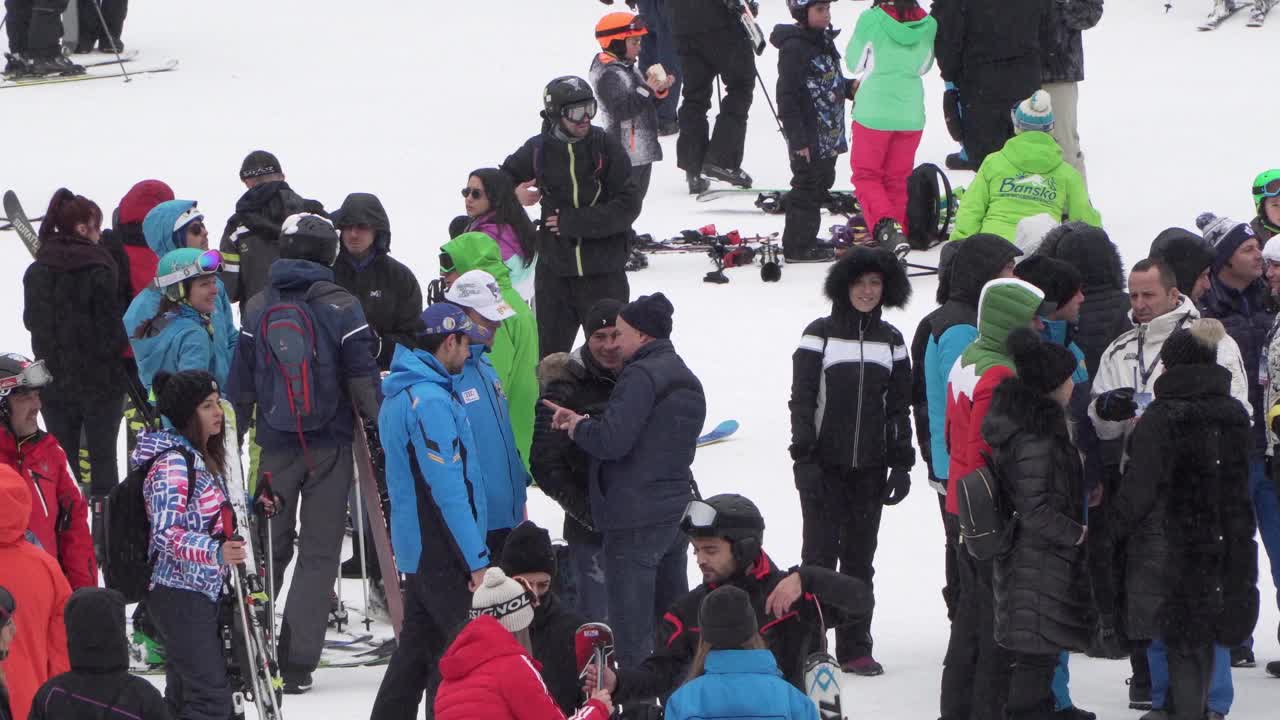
[
  {"left": 86, "top": 0, "right": 130, "bottom": 81},
  {"left": 355, "top": 474, "right": 371, "bottom": 631},
  {"left": 753, "top": 66, "right": 784, "bottom": 135},
  {"left": 260, "top": 472, "right": 278, "bottom": 655}
]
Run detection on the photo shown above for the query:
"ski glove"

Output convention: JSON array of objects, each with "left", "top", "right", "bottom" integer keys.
[
  {"left": 1094, "top": 388, "right": 1138, "bottom": 421},
  {"left": 794, "top": 461, "right": 824, "bottom": 494},
  {"left": 883, "top": 468, "right": 911, "bottom": 506}
]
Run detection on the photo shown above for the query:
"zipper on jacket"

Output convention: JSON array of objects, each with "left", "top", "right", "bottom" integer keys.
[
  {"left": 852, "top": 319, "right": 866, "bottom": 465},
  {"left": 568, "top": 143, "right": 581, "bottom": 209}
]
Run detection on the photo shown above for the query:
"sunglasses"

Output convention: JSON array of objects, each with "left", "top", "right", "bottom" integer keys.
[
  {"left": 562, "top": 100, "right": 598, "bottom": 124},
  {"left": 153, "top": 249, "right": 224, "bottom": 290},
  {"left": 186, "top": 221, "right": 207, "bottom": 236},
  {"left": 1254, "top": 178, "right": 1280, "bottom": 199},
  {"left": 461, "top": 188, "right": 485, "bottom": 200}
]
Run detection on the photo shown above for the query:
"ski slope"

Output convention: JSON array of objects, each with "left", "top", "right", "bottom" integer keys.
[{"left": 1, "top": 1, "right": 1277, "bottom": 717}]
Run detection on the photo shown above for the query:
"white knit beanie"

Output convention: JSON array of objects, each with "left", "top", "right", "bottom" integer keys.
[
  {"left": 469, "top": 567, "right": 535, "bottom": 633},
  {"left": 1012, "top": 90, "right": 1055, "bottom": 134}
]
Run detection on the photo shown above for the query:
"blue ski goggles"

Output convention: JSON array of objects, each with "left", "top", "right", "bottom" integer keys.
[{"left": 1254, "top": 178, "right": 1280, "bottom": 200}]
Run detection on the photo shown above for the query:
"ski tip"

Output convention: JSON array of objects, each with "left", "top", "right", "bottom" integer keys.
[{"left": 712, "top": 419, "right": 740, "bottom": 434}]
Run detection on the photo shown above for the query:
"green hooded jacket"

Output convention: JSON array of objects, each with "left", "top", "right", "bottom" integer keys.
[
  {"left": 951, "top": 132, "right": 1102, "bottom": 242},
  {"left": 441, "top": 232, "right": 539, "bottom": 467},
  {"left": 846, "top": 6, "right": 937, "bottom": 131}
]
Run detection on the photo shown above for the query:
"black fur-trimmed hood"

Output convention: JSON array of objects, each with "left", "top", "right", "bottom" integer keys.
[
  {"left": 1037, "top": 222, "right": 1125, "bottom": 291},
  {"left": 823, "top": 246, "right": 911, "bottom": 313},
  {"left": 981, "top": 376, "right": 1068, "bottom": 448}
]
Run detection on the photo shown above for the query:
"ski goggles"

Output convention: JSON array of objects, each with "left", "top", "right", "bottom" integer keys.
[
  {"left": 0, "top": 358, "right": 52, "bottom": 397},
  {"left": 679, "top": 499, "right": 765, "bottom": 535},
  {"left": 595, "top": 15, "right": 649, "bottom": 40},
  {"left": 562, "top": 100, "right": 598, "bottom": 124},
  {"left": 1254, "top": 178, "right": 1280, "bottom": 200},
  {"left": 153, "top": 249, "right": 223, "bottom": 290}
]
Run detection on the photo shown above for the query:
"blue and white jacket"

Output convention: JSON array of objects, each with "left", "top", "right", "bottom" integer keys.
[
  {"left": 456, "top": 344, "right": 528, "bottom": 532},
  {"left": 664, "top": 649, "right": 819, "bottom": 720}
]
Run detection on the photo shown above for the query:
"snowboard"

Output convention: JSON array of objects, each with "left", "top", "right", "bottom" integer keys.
[
  {"left": 353, "top": 419, "right": 406, "bottom": 638},
  {"left": 697, "top": 420, "right": 739, "bottom": 447},
  {"left": 3, "top": 191, "right": 41, "bottom": 256},
  {"left": 0, "top": 58, "right": 178, "bottom": 89},
  {"left": 696, "top": 188, "right": 860, "bottom": 216},
  {"left": 1199, "top": 1, "right": 1252, "bottom": 29}
]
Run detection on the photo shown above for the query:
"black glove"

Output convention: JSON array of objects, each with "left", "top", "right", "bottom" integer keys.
[
  {"left": 1094, "top": 388, "right": 1138, "bottom": 422},
  {"left": 252, "top": 475, "right": 286, "bottom": 519},
  {"left": 883, "top": 468, "right": 911, "bottom": 505},
  {"left": 794, "top": 461, "right": 824, "bottom": 494}
]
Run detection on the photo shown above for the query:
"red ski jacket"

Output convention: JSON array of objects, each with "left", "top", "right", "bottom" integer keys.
[
  {"left": 435, "top": 615, "right": 609, "bottom": 720},
  {"left": 0, "top": 428, "right": 97, "bottom": 589}
]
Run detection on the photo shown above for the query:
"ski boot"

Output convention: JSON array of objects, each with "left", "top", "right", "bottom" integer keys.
[
  {"left": 3, "top": 53, "right": 32, "bottom": 78},
  {"left": 945, "top": 150, "right": 977, "bottom": 172},
  {"left": 131, "top": 628, "right": 167, "bottom": 667},
  {"left": 624, "top": 248, "right": 649, "bottom": 271},
  {"left": 783, "top": 245, "right": 836, "bottom": 264},
  {"left": 755, "top": 191, "right": 784, "bottom": 215},
  {"left": 687, "top": 172, "right": 710, "bottom": 195},
  {"left": 873, "top": 218, "right": 910, "bottom": 259},
  {"left": 702, "top": 162, "right": 753, "bottom": 188},
  {"left": 27, "top": 53, "right": 85, "bottom": 77},
  {"left": 823, "top": 191, "right": 859, "bottom": 216},
  {"left": 1127, "top": 675, "right": 1152, "bottom": 711}
]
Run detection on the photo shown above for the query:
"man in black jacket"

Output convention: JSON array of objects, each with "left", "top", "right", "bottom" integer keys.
[
  {"left": 531, "top": 299, "right": 623, "bottom": 623},
  {"left": 933, "top": 0, "right": 1053, "bottom": 168},
  {"left": 1040, "top": 0, "right": 1103, "bottom": 186},
  {"left": 668, "top": 0, "right": 758, "bottom": 192},
  {"left": 583, "top": 493, "right": 872, "bottom": 701},
  {"left": 501, "top": 77, "right": 638, "bottom": 357},
  {"left": 218, "top": 150, "right": 327, "bottom": 306},
  {"left": 544, "top": 292, "right": 705, "bottom": 670}
]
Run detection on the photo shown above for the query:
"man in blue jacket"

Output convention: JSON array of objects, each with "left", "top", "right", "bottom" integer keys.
[
  {"left": 445, "top": 269, "right": 530, "bottom": 559},
  {"left": 369, "top": 303, "right": 490, "bottom": 720},
  {"left": 544, "top": 291, "right": 706, "bottom": 669}
]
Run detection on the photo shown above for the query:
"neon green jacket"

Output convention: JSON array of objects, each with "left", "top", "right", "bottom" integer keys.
[{"left": 951, "top": 132, "right": 1101, "bottom": 242}]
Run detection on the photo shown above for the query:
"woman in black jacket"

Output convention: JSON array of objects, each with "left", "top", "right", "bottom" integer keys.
[
  {"left": 1109, "top": 320, "right": 1258, "bottom": 720},
  {"left": 789, "top": 246, "right": 913, "bottom": 675},
  {"left": 982, "top": 329, "right": 1091, "bottom": 720}
]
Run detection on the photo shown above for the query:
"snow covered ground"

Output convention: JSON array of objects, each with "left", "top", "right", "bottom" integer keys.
[{"left": 2, "top": 0, "right": 1278, "bottom": 717}]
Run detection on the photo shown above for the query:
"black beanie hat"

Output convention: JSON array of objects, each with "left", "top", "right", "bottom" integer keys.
[
  {"left": 698, "top": 585, "right": 758, "bottom": 650},
  {"left": 1006, "top": 328, "right": 1079, "bottom": 394},
  {"left": 1161, "top": 319, "right": 1225, "bottom": 368},
  {"left": 1014, "top": 255, "right": 1082, "bottom": 309},
  {"left": 584, "top": 298, "right": 624, "bottom": 334},
  {"left": 239, "top": 150, "right": 282, "bottom": 180},
  {"left": 500, "top": 521, "right": 556, "bottom": 578},
  {"left": 619, "top": 292, "right": 674, "bottom": 339},
  {"left": 154, "top": 370, "right": 219, "bottom": 430},
  {"left": 1150, "top": 228, "right": 1214, "bottom": 297}
]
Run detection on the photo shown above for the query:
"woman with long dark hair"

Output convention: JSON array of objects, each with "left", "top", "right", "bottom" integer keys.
[
  {"left": 136, "top": 369, "right": 243, "bottom": 720},
  {"left": 461, "top": 167, "right": 538, "bottom": 301}
]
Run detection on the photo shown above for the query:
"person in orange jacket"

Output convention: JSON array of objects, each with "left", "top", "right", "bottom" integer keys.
[
  {"left": 0, "top": 464, "right": 71, "bottom": 720},
  {"left": 0, "top": 354, "right": 97, "bottom": 590}
]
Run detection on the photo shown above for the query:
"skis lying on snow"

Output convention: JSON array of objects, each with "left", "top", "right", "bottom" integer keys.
[
  {"left": 3, "top": 191, "right": 41, "bottom": 256},
  {"left": 0, "top": 57, "right": 178, "bottom": 89},
  {"left": 1199, "top": 1, "right": 1252, "bottom": 29},
  {"left": 696, "top": 187, "right": 861, "bottom": 216},
  {"left": 72, "top": 48, "right": 141, "bottom": 67},
  {"left": 697, "top": 420, "right": 739, "bottom": 447}
]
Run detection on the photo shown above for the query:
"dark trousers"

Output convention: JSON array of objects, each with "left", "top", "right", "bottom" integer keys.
[
  {"left": 940, "top": 493, "right": 960, "bottom": 620},
  {"left": 42, "top": 392, "right": 121, "bottom": 496},
  {"left": 800, "top": 466, "right": 886, "bottom": 661},
  {"left": 1166, "top": 643, "right": 1215, "bottom": 720},
  {"left": 959, "top": 90, "right": 1017, "bottom": 169},
  {"left": 674, "top": 27, "right": 755, "bottom": 174},
  {"left": 370, "top": 570, "right": 473, "bottom": 720},
  {"left": 535, "top": 270, "right": 630, "bottom": 358},
  {"left": 3, "top": 0, "right": 68, "bottom": 56},
  {"left": 75, "top": 0, "right": 125, "bottom": 47},
  {"left": 781, "top": 154, "right": 837, "bottom": 255},
  {"left": 636, "top": 0, "right": 681, "bottom": 124},
  {"left": 603, "top": 520, "right": 689, "bottom": 670},
  {"left": 1006, "top": 652, "right": 1058, "bottom": 720},
  {"left": 561, "top": 538, "right": 609, "bottom": 622},
  {"left": 632, "top": 162, "right": 654, "bottom": 216},
  {"left": 149, "top": 585, "right": 232, "bottom": 720},
  {"left": 940, "top": 548, "right": 1011, "bottom": 720}
]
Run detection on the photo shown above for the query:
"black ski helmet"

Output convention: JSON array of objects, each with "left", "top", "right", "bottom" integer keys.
[
  {"left": 682, "top": 494, "right": 765, "bottom": 570},
  {"left": 788, "top": 0, "right": 838, "bottom": 23},
  {"left": 0, "top": 353, "right": 50, "bottom": 425},
  {"left": 279, "top": 213, "right": 339, "bottom": 267},
  {"left": 542, "top": 76, "right": 596, "bottom": 121}
]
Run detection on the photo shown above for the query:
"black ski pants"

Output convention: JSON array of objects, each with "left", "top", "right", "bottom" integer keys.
[
  {"left": 674, "top": 27, "right": 755, "bottom": 175},
  {"left": 75, "top": 0, "right": 125, "bottom": 48},
  {"left": 632, "top": 162, "right": 654, "bottom": 216},
  {"left": 800, "top": 465, "right": 886, "bottom": 661},
  {"left": 1166, "top": 643, "right": 1215, "bottom": 720},
  {"left": 940, "top": 548, "right": 1012, "bottom": 720},
  {"left": 1005, "top": 652, "right": 1058, "bottom": 720},
  {"left": 42, "top": 392, "right": 121, "bottom": 496},
  {"left": 149, "top": 585, "right": 232, "bottom": 720},
  {"left": 940, "top": 493, "right": 960, "bottom": 620},
  {"left": 369, "top": 569, "right": 473, "bottom": 720},
  {"left": 4, "top": 0, "right": 68, "bottom": 57},
  {"left": 535, "top": 270, "right": 630, "bottom": 358},
  {"left": 782, "top": 154, "right": 837, "bottom": 255},
  {"left": 959, "top": 89, "right": 1018, "bottom": 170}
]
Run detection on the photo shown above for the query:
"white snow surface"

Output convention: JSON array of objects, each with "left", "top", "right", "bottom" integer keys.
[{"left": 3, "top": 1, "right": 1278, "bottom": 717}]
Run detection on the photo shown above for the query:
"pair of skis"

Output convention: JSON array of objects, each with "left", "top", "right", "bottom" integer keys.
[{"left": 0, "top": 51, "right": 178, "bottom": 89}]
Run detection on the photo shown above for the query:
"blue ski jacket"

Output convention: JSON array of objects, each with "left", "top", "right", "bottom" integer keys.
[
  {"left": 380, "top": 345, "right": 489, "bottom": 577},
  {"left": 455, "top": 344, "right": 528, "bottom": 533},
  {"left": 664, "top": 649, "right": 819, "bottom": 720},
  {"left": 127, "top": 301, "right": 231, "bottom": 391}
]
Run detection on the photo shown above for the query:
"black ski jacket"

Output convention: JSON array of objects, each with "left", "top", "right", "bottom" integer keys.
[
  {"left": 613, "top": 552, "right": 872, "bottom": 701},
  {"left": 1041, "top": 0, "right": 1104, "bottom": 84},
  {"left": 1036, "top": 223, "right": 1129, "bottom": 378},
  {"left": 1200, "top": 276, "right": 1275, "bottom": 452},
  {"left": 1109, "top": 364, "right": 1258, "bottom": 648},
  {"left": 771, "top": 23, "right": 853, "bottom": 160},
  {"left": 933, "top": 0, "right": 1053, "bottom": 100},
  {"left": 668, "top": 0, "right": 747, "bottom": 36},
  {"left": 218, "top": 180, "right": 326, "bottom": 304},
  {"left": 529, "top": 591, "right": 586, "bottom": 717},
  {"left": 330, "top": 193, "right": 423, "bottom": 371},
  {"left": 501, "top": 125, "right": 638, "bottom": 278}
]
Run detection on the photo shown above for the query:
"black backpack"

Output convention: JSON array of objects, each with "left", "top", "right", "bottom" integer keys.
[
  {"left": 906, "top": 163, "right": 955, "bottom": 251},
  {"left": 104, "top": 447, "right": 197, "bottom": 603},
  {"left": 955, "top": 450, "right": 1016, "bottom": 561}
]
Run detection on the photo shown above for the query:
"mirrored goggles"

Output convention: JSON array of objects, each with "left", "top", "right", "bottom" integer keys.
[
  {"left": 1254, "top": 178, "right": 1280, "bottom": 200},
  {"left": 562, "top": 100, "right": 598, "bottom": 124},
  {"left": 153, "top": 249, "right": 223, "bottom": 290},
  {"left": 678, "top": 499, "right": 719, "bottom": 533}
]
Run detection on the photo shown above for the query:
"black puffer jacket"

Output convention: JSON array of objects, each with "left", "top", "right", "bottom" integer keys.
[
  {"left": 501, "top": 125, "right": 638, "bottom": 278},
  {"left": 791, "top": 248, "right": 914, "bottom": 472},
  {"left": 982, "top": 377, "right": 1091, "bottom": 655},
  {"left": 1036, "top": 222, "right": 1128, "bottom": 378},
  {"left": 218, "top": 180, "right": 326, "bottom": 304},
  {"left": 1041, "top": 0, "right": 1104, "bottom": 84},
  {"left": 934, "top": 0, "right": 1052, "bottom": 100},
  {"left": 330, "top": 193, "right": 423, "bottom": 371},
  {"left": 1201, "top": 276, "right": 1275, "bottom": 452},
  {"left": 529, "top": 591, "right": 586, "bottom": 717},
  {"left": 1109, "top": 364, "right": 1258, "bottom": 648},
  {"left": 23, "top": 234, "right": 129, "bottom": 409},
  {"left": 30, "top": 587, "right": 170, "bottom": 720},
  {"left": 531, "top": 347, "right": 614, "bottom": 545}
]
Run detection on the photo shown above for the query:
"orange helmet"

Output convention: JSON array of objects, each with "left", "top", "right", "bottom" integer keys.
[{"left": 595, "top": 12, "right": 649, "bottom": 50}]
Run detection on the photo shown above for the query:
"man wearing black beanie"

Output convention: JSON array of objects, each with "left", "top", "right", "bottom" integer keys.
[{"left": 544, "top": 291, "right": 707, "bottom": 670}]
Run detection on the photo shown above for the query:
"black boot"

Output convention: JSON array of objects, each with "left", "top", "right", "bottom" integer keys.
[
  {"left": 686, "top": 173, "right": 710, "bottom": 195},
  {"left": 3, "top": 53, "right": 33, "bottom": 77},
  {"left": 945, "top": 151, "right": 977, "bottom": 172},
  {"left": 703, "top": 162, "right": 753, "bottom": 188},
  {"left": 27, "top": 53, "right": 86, "bottom": 77}
]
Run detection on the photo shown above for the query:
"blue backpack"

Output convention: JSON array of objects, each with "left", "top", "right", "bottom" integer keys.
[{"left": 254, "top": 290, "right": 340, "bottom": 438}]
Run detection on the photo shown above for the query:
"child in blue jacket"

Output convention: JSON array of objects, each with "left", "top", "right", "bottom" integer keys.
[{"left": 664, "top": 585, "right": 818, "bottom": 720}]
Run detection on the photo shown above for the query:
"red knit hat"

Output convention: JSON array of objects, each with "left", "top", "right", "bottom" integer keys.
[{"left": 118, "top": 179, "right": 175, "bottom": 225}]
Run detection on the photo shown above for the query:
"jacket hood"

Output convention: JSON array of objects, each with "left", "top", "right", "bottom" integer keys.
[
  {"left": 976, "top": 278, "right": 1046, "bottom": 350},
  {"left": 1126, "top": 294, "right": 1199, "bottom": 336},
  {"left": 130, "top": 429, "right": 197, "bottom": 472},
  {"left": 1037, "top": 223, "right": 1125, "bottom": 291},
  {"left": 768, "top": 23, "right": 831, "bottom": 50},
  {"left": 1001, "top": 132, "right": 1065, "bottom": 175},
  {"left": 982, "top": 375, "right": 1067, "bottom": 447},
  {"left": 332, "top": 193, "right": 392, "bottom": 254},
  {"left": 442, "top": 232, "right": 513, "bottom": 290},
  {"left": 537, "top": 347, "right": 615, "bottom": 390},
  {"left": 703, "top": 648, "right": 785, "bottom": 677},
  {"left": 0, "top": 464, "right": 31, "bottom": 545},
  {"left": 1150, "top": 365, "right": 1247, "bottom": 429},
  {"left": 1149, "top": 227, "right": 1213, "bottom": 297},
  {"left": 268, "top": 258, "right": 335, "bottom": 291},
  {"left": 949, "top": 234, "right": 1022, "bottom": 306},
  {"left": 143, "top": 199, "right": 200, "bottom": 256},
  {"left": 872, "top": 5, "right": 935, "bottom": 45},
  {"left": 65, "top": 587, "right": 130, "bottom": 672},
  {"left": 118, "top": 179, "right": 175, "bottom": 225},
  {"left": 34, "top": 234, "right": 118, "bottom": 274},
  {"left": 384, "top": 343, "right": 453, "bottom": 399},
  {"left": 823, "top": 246, "right": 911, "bottom": 314},
  {"left": 439, "top": 615, "right": 531, "bottom": 680},
  {"left": 537, "top": 352, "right": 575, "bottom": 388}
]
